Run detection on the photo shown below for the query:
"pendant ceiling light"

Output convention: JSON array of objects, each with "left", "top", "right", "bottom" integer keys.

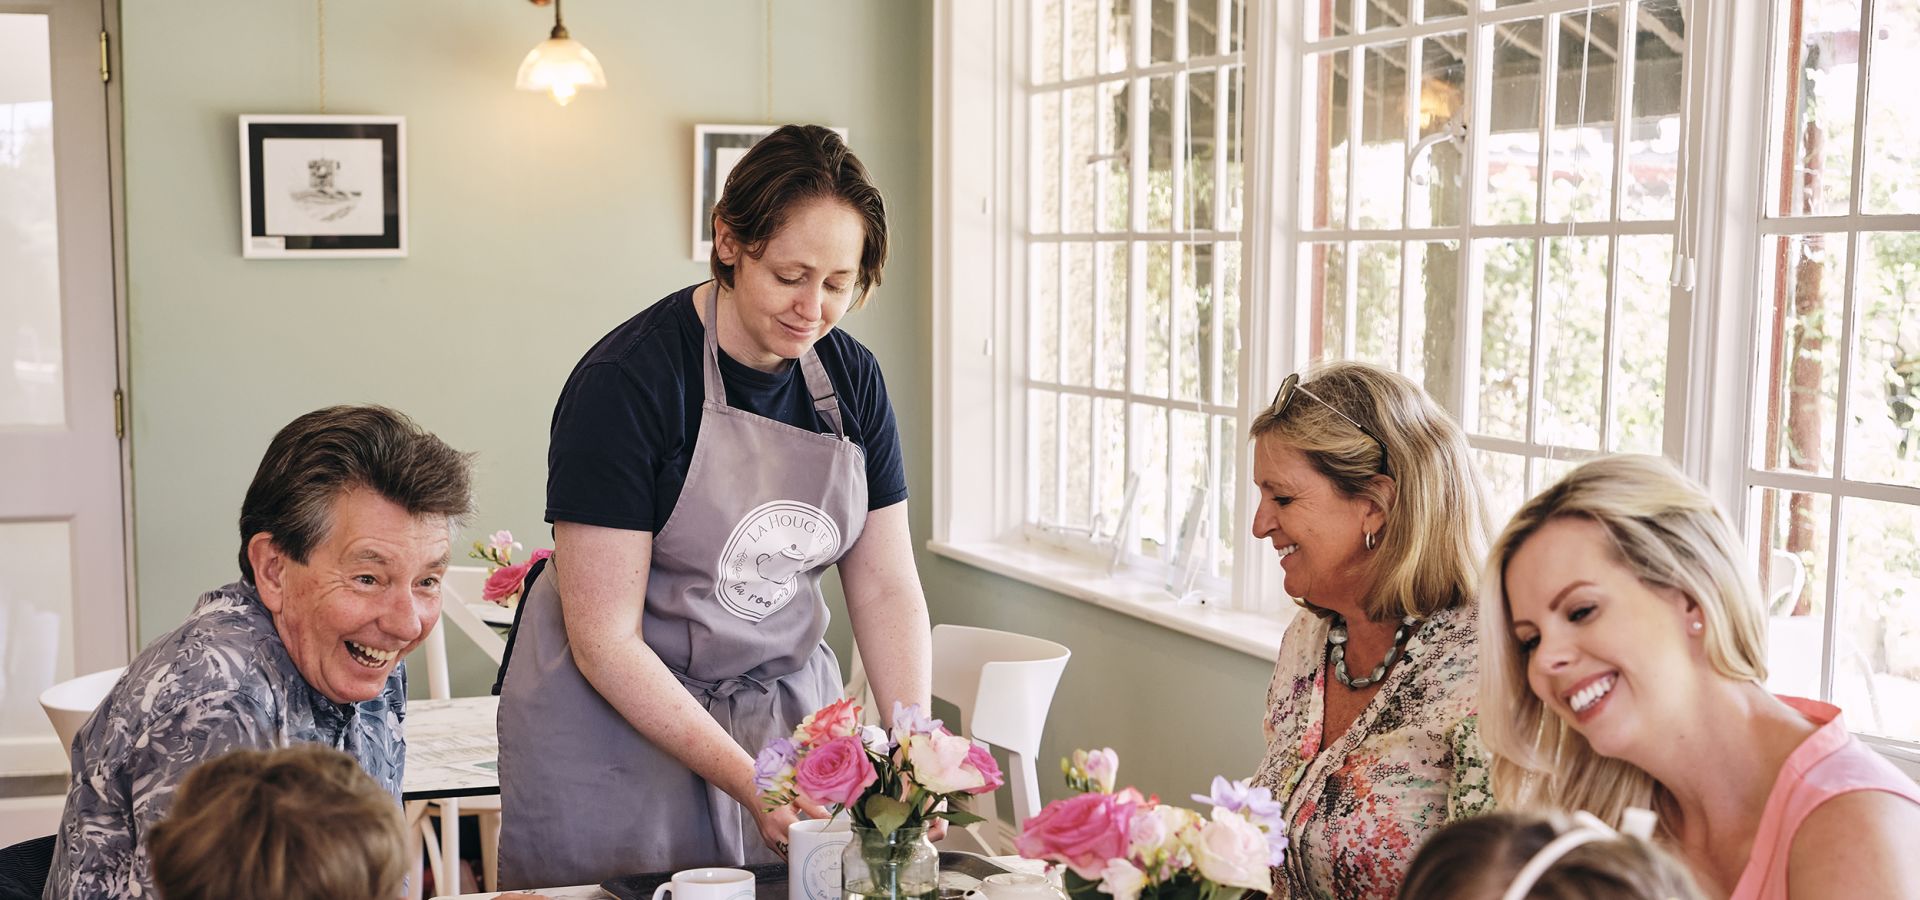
[{"left": 516, "top": 0, "right": 606, "bottom": 106}]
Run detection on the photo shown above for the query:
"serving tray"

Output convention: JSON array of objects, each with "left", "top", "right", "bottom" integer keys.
[{"left": 602, "top": 850, "right": 1019, "bottom": 900}]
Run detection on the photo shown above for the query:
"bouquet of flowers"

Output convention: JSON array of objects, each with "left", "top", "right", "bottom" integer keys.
[
  {"left": 469, "top": 530, "right": 551, "bottom": 606},
  {"left": 1015, "top": 749, "right": 1287, "bottom": 900},
  {"left": 753, "top": 698, "right": 1002, "bottom": 836}
]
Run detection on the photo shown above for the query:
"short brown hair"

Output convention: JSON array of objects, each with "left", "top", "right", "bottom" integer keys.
[
  {"left": 148, "top": 745, "right": 408, "bottom": 900},
  {"left": 238, "top": 405, "right": 474, "bottom": 582},
  {"left": 1249, "top": 360, "right": 1492, "bottom": 620},
  {"left": 709, "top": 124, "right": 888, "bottom": 307},
  {"left": 1395, "top": 812, "right": 1704, "bottom": 900}
]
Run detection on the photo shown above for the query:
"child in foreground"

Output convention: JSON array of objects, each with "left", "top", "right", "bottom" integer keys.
[{"left": 1397, "top": 811, "right": 1704, "bottom": 900}]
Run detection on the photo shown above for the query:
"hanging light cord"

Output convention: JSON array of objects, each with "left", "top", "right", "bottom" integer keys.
[
  {"left": 552, "top": 0, "right": 569, "bottom": 40},
  {"left": 316, "top": 0, "right": 327, "bottom": 112}
]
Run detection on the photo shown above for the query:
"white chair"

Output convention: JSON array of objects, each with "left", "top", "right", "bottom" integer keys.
[
  {"left": 38, "top": 666, "right": 127, "bottom": 758},
  {"left": 928, "top": 624, "right": 1070, "bottom": 855},
  {"left": 407, "top": 566, "right": 507, "bottom": 899}
]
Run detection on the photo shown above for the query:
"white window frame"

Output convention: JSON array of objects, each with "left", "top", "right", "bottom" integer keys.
[{"left": 934, "top": 2, "right": 1920, "bottom": 772}]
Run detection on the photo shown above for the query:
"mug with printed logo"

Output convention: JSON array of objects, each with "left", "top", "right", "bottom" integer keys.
[{"left": 788, "top": 816, "right": 855, "bottom": 900}]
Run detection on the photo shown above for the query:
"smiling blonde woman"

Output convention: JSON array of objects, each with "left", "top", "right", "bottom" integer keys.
[{"left": 1479, "top": 454, "right": 1920, "bottom": 900}]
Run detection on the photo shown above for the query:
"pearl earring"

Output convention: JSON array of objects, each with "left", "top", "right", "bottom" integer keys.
[{"left": 1689, "top": 621, "right": 1704, "bottom": 634}]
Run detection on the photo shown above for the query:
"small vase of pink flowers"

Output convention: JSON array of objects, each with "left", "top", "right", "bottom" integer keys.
[{"left": 755, "top": 698, "right": 1004, "bottom": 900}]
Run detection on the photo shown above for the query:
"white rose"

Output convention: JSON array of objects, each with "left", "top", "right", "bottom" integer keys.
[
  {"left": 1098, "top": 858, "right": 1147, "bottom": 900},
  {"left": 1190, "top": 810, "right": 1270, "bottom": 892}
]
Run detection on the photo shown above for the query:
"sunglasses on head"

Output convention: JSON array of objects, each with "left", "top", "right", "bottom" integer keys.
[{"left": 1269, "top": 372, "right": 1391, "bottom": 476}]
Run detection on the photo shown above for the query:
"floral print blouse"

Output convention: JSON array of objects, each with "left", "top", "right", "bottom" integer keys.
[{"left": 1252, "top": 602, "right": 1493, "bottom": 900}]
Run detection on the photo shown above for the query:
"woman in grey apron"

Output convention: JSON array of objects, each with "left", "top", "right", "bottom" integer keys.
[{"left": 497, "top": 125, "right": 932, "bottom": 890}]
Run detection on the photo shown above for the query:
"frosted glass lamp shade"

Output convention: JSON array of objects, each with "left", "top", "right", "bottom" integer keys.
[{"left": 516, "top": 37, "right": 607, "bottom": 106}]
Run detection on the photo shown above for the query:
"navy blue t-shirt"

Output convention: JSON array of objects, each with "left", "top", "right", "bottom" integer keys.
[{"left": 546, "top": 284, "right": 908, "bottom": 532}]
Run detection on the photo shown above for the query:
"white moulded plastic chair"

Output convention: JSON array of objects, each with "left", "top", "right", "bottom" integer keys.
[
  {"left": 39, "top": 666, "right": 127, "bottom": 759},
  {"left": 929, "top": 624, "right": 1070, "bottom": 855},
  {"left": 406, "top": 566, "right": 506, "bottom": 899}
]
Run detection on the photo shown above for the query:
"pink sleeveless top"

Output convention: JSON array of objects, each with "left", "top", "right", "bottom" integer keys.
[{"left": 1729, "top": 696, "right": 1920, "bottom": 900}]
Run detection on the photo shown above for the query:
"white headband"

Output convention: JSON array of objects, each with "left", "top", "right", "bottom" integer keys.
[{"left": 1498, "top": 808, "right": 1658, "bottom": 900}]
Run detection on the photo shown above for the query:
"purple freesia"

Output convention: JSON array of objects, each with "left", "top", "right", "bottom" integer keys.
[
  {"left": 890, "top": 701, "right": 944, "bottom": 738},
  {"left": 1193, "top": 776, "right": 1284, "bottom": 832},
  {"left": 754, "top": 737, "right": 800, "bottom": 792}
]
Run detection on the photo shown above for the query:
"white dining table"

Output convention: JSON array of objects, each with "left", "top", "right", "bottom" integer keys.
[
  {"left": 428, "top": 855, "right": 1046, "bottom": 900},
  {"left": 402, "top": 694, "right": 499, "bottom": 800}
]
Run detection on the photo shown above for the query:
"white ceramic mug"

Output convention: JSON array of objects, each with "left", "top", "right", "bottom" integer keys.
[
  {"left": 788, "top": 817, "right": 855, "bottom": 900},
  {"left": 652, "top": 867, "right": 756, "bottom": 900}
]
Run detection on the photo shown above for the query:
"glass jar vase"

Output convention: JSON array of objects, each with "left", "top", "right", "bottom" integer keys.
[{"left": 840, "top": 824, "right": 938, "bottom": 900}]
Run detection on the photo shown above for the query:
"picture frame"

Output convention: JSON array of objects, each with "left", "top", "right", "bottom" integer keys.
[
  {"left": 239, "top": 115, "right": 406, "bottom": 259},
  {"left": 691, "top": 123, "right": 848, "bottom": 261}
]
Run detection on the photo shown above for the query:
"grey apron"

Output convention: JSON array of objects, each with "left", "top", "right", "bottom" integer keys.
[{"left": 497, "top": 283, "right": 869, "bottom": 889}]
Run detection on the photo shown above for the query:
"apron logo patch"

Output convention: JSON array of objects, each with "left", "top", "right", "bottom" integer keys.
[{"left": 716, "top": 500, "right": 841, "bottom": 622}]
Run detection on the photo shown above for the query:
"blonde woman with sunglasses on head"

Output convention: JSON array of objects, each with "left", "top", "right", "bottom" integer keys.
[
  {"left": 1480, "top": 455, "right": 1920, "bottom": 899},
  {"left": 1247, "top": 361, "right": 1497, "bottom": 899}
]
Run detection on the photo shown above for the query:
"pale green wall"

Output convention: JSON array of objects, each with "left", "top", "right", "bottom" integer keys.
[{"left": 121, "top": 0, "right": 1267, "bottom": 806}]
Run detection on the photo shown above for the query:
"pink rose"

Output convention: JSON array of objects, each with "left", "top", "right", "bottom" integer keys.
[
  {"left": 796, "top": 697, "right": 863, "bottom": 748},
  {"left": 1015, "top": 791, "right": 1135, "bottom": 879},
  {"left": 481, "top": 549, "right": 549, "bottom": 603},
  {"left": 962, "top": 742, "right": 1004, "bottom": 795},
  {"left": 793, "top": 735, "right": 878, "bottom": 809},
  {"left": 905, "top": 732, "right": 986, "bottom": 794}
]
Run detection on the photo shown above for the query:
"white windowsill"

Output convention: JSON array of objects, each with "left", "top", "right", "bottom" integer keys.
[{"left": 926, "top": 539, "right": 1290, "bottom": 661}]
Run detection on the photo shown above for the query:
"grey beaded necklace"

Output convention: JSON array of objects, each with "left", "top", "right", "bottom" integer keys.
[{"left": 1328, "top": 614, "right": 1420, "bottom": 689}]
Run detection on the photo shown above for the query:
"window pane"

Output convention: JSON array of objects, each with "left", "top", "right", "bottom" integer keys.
[
  {"left": 1099, "top": 80, "right": 1131, "bottom": 232},
  {"left": 1130, "top": 403, "right": 1170, "bottom": 551},
  {"left": 1846, "top": 232, "right": 1920, "bottom": 488},
  {"left": 1064, "top": 242, "right": 1096, "bottom": 387},
  {"left": 1030, "top": 388, "right": 1060, "bottom": 521},
  {"left": 1215, "top": 414, "right": 1239, "bottom": 577},
  {"left": 0, "top": 13, "right": 65, "bottom": 428},
  {"left": 1756, "top": 488, "right": 1832, "bottom": 701},
  {"left": 1302, "top": 50, "right": 1351, "bottom": 230},
  {"left": 1067, "top": 0, "right": 1099, "bottom": 80},
  {"left": 1411, "top": 33, "right": 1468, "bottom": 228},
  {"left": 1546, "top": 6, "right": 1620, "bottom": 223},
  {"left": 1032, "top": 91, "right": 1062, "bottom": 234},
  {"left": 1145, "top": 241, "right": 1173, "bottom": 396},
  {"left": 1424, "top": 0, "right": 1469, "bottom": 22},
  {"left": 1031, "top": 243, "right": 1062, "bottom": 382},
  {"left": 1098, "top": 241, "right": 1128, "bottom": 390},
  {"left": 1354, "top": 241, "right": 1403, "bottom": 367},
  {"left": 1367, "top": 0, "right": 1413, "bottom": 33},
  {"left": 1066, "top": 86, "right": 1099, "bottom": 233},
  {"left": 1100, "top": 0, "right": 1132, "bottom": 73},
  {"left": 1150, "top": 0, "right": 1176, "bottom": 64},
  {"left": 1226, "top": 0, "right": 1245, "bottom": 54},
  {"left": 1187, "top": 0, "right": 1219, "bottom": 58},
  {"left": 1147, "top": 74, "right": 1176, "bottom": 230},
  {"left": 1537, "top": 236, "right": 1608, "bottom": 449},
  {"left": 1612, "top": 235, "right": 1671, "bottom": 454},
  {"left": 1305, "top": 241, "right": 1349, "bottom": 361},
  {"left": 1171, "top": 409, "right": 1211, "bottom": 572},
  {"left": 1356, "top": 43, "right": 1408, "bottom": 229},
  {"left": 1476, "top": 449, "right": 1527, "bottom": 526},
  {"left": 1473, "top": 238, "right": 1534, "bottom": 440},
  {"left": 1306, "top": 0, "right": 1352, "bottom": 40},
  {"left": 1096, "top": 397, "right": 1128, "bottom": 535},
  {"left": 1036, "top": 0, "right": 1063, "bottom": 84},
  {"left": 1407, "top": 240, "right": 1460, "bottom": 386},
  {"left": 1219, "top": 241, "right": 1241, "bottom": 406},
  {"left": 1223, "top": 65, "right": 1245, "bottom": 230},
  {"left": 1063, "top": 394, "right": 1094, "bottom": 528},
  {"left": 1770, "top": 0, "right": 1859, "bottom": 218},
  {"left": 1484, "top": 18, "right": 1546, "bottom": 224},
  {"left": 0, "top": 520, "right": 76, "bottom": 741},
  {"left": 1623, "top": 0, "right": 1685, "bottom": 220},
  {"left": 1185, "top": 70, "right": 1217, "bottom": 230},
  {"left": 1756, "top": 234, "right": 1845, "bottom": 475},
  {"left": 1174, "top": 243, "right": 1204, "bottom": 402},
  {"left": 1863, "top": 0, "right": 1920, "bottom": 213},
  {"left": 1837, "top": 497, "right": 1920, "bottom": 743},
  {"left": 1529, "top": 454, "right": 1578, "bottom": 494}
]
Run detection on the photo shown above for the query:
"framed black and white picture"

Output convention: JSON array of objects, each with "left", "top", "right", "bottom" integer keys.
[
  {"left": 239, "top": 115, "right": 406, "bottom": 259},
  {"left": 691, "top": 123, "right": 848, "bottom": 261}
]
